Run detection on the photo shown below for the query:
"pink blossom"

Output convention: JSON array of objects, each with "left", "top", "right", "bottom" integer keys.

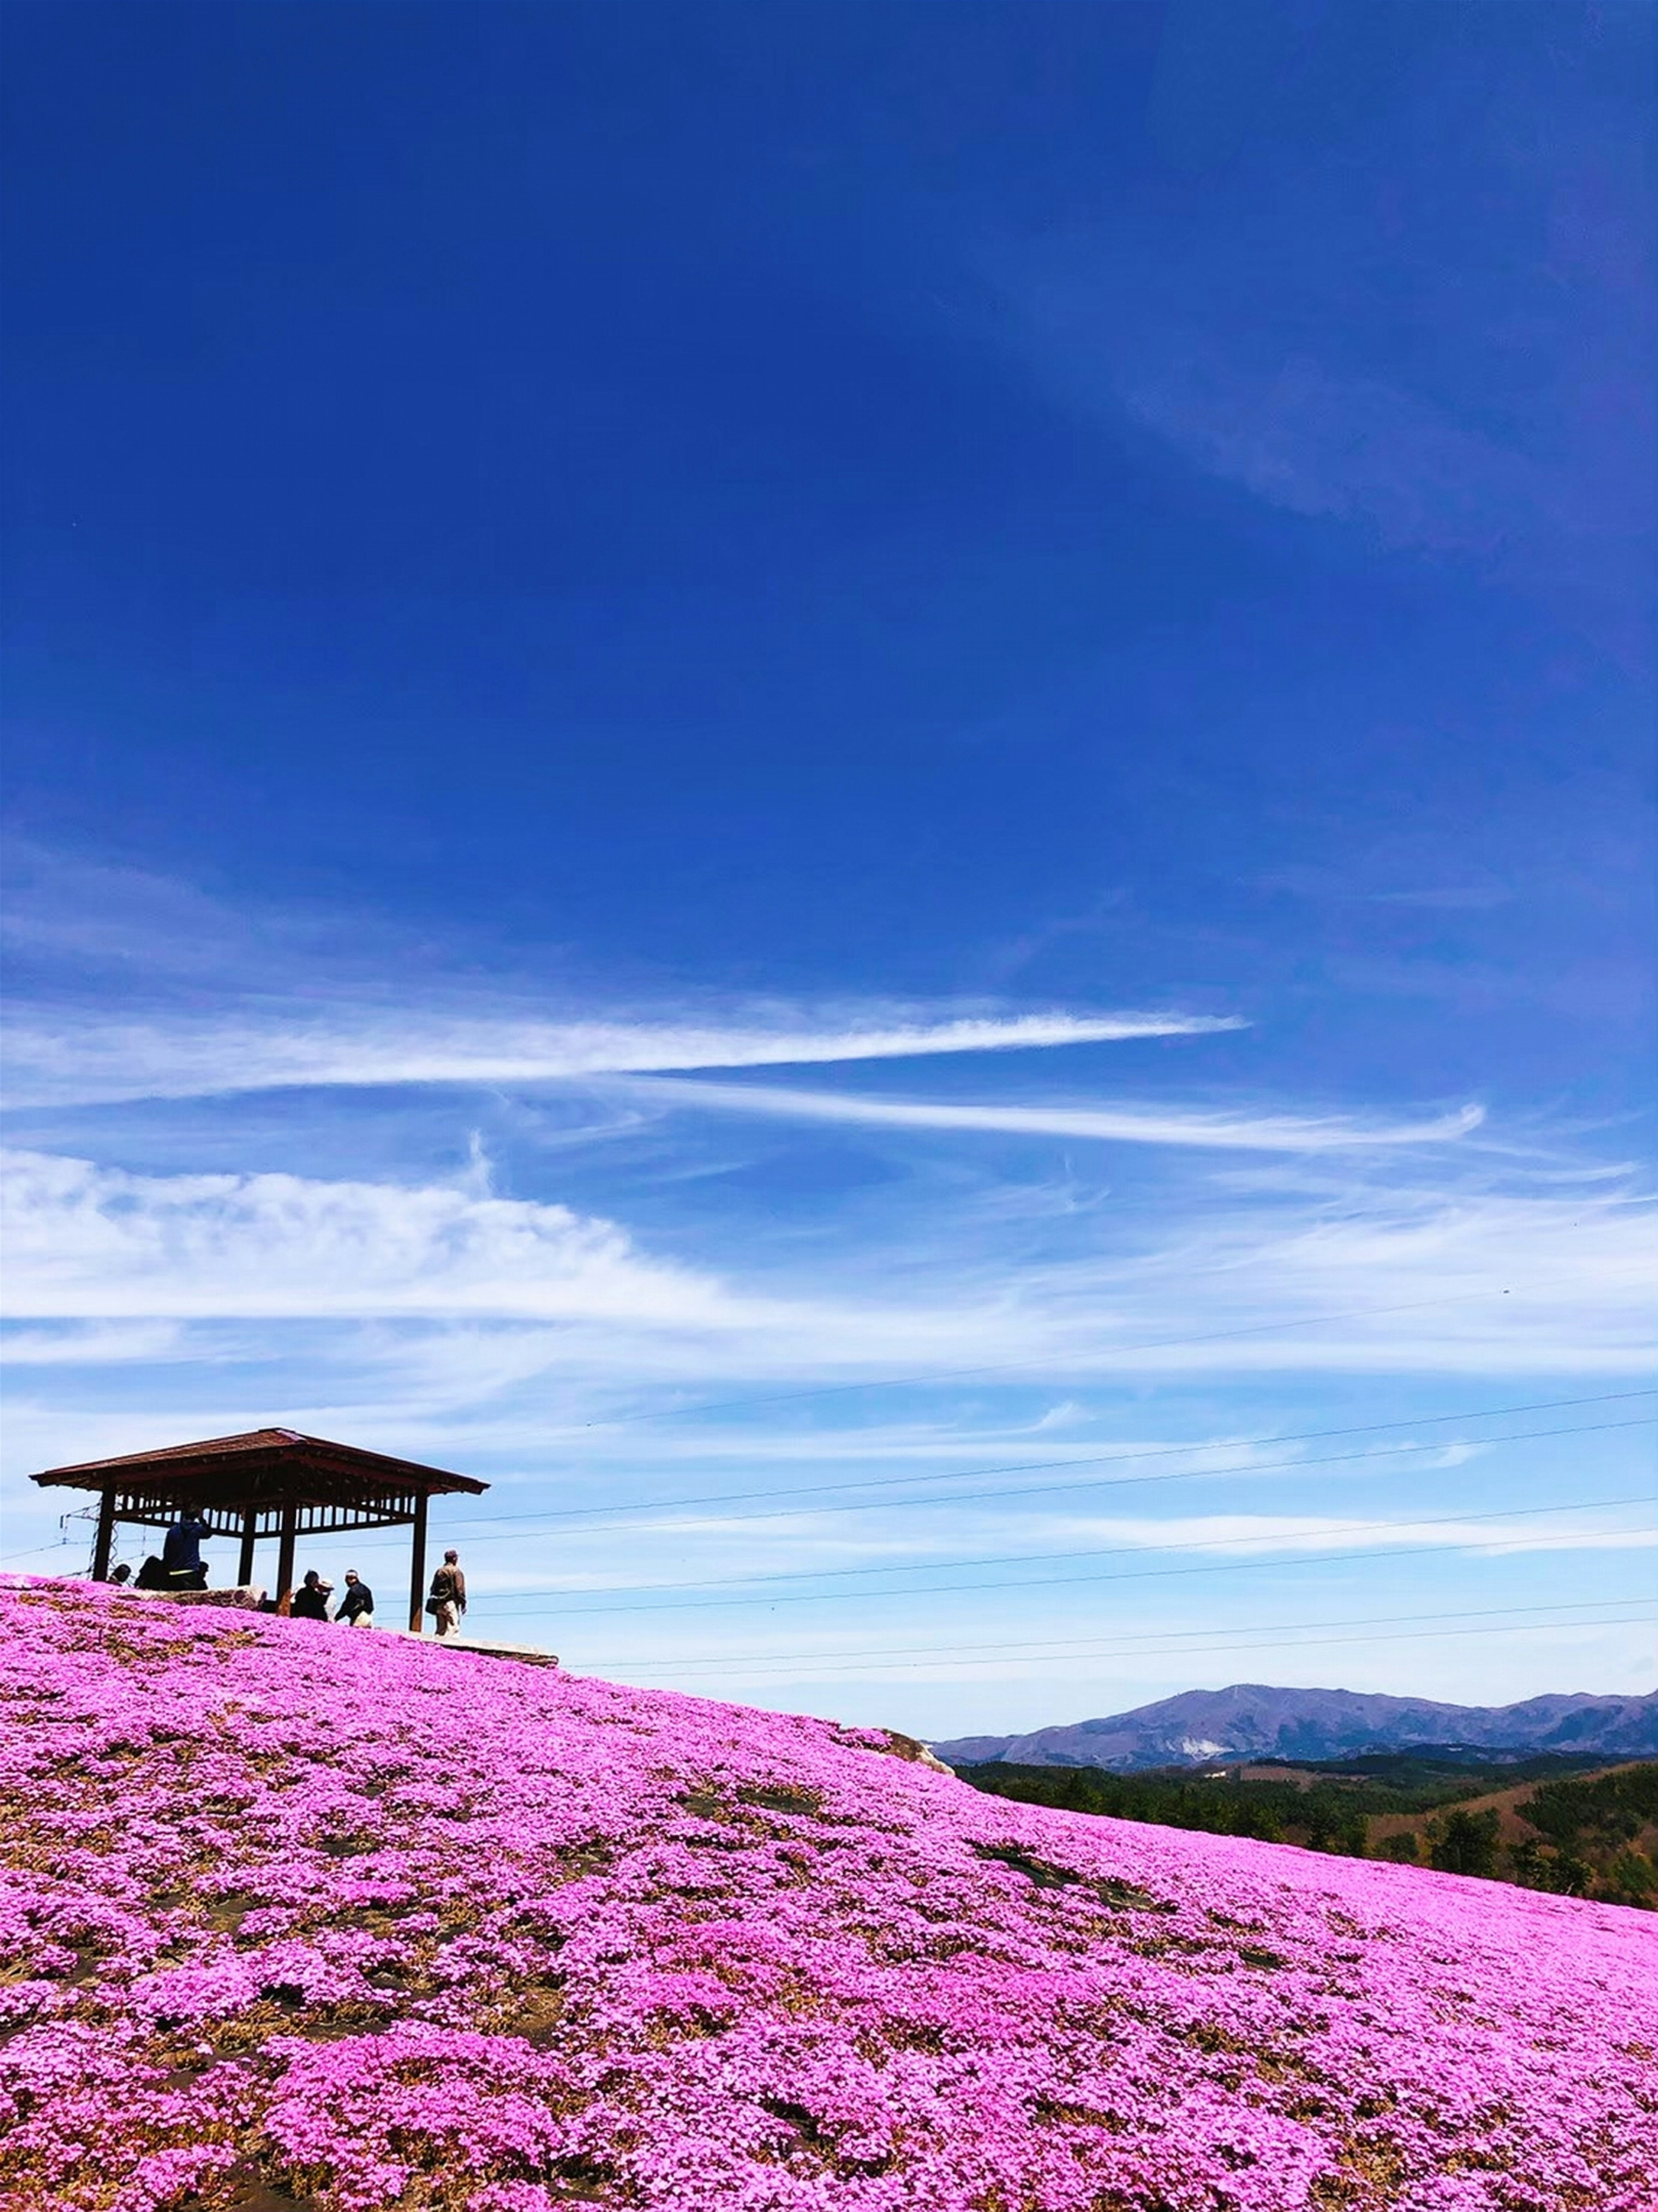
[{"left": 0, "top": 1575, "right": 1653, "bottom": 2211}]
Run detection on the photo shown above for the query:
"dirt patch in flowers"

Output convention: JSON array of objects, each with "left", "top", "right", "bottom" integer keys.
[{"left": 971, "top": 1838, "right": 1173, "bottom": 1914}]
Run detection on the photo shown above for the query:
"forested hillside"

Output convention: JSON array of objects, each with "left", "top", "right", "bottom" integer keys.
[{"left": 954, "top": 1751, "right": 1658, "bottom": 1907}]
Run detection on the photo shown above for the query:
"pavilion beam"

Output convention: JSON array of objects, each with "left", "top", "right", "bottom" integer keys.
[
  {"left": 275, "top": 1505, "right": 297, "bottom": 1611},
  {"left": 237, "top": 1509, "right": 258, "bottom": 1589},
  {"left": 408, "top": 1491, "right": 429, "bottom": 1634},
  {"left": 91, "top": 1490, "right": 116, "bottom": 1582}
]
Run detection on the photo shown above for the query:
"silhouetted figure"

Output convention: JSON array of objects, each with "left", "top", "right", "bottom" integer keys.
[
  {"left": 162, "top": 1512, "right": 212, "bottom": 1591},
  {"left": 290, "top": 1570, "right": 332, "bottom": 1622},
  {"left": 427, "top": 1550, "right": 466, "bottom": 1637},
  {"left": 335, "top": 1570, "right": 374, "bottom": 1625},
  {"left": 108, "top": 1563, "right": 133, "bottom": 1586},
  {"left": 135, "top": 1556, "right": 168, "bottom": 1590}
]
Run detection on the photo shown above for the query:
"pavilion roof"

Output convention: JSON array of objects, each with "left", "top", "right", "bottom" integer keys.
[{"left": 30, "top": 1428, "right": 489, "bottom": 1510}]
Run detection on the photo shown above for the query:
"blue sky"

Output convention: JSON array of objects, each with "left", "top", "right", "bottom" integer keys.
[{"left": 2, "top": 0, "right": 1653, "bottom": 1737}]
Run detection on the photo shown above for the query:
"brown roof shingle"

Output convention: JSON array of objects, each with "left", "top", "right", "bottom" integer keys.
[{"left": 30, "top": 1428, "right": 488, "bottom": 1497}]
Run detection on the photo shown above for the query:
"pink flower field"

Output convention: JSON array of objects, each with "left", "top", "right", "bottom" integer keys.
[{"left": 1, "top": 1579, "right": 1653, "bottom": 2212}]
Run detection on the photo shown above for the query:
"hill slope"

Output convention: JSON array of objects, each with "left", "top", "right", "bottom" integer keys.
[
  {"left": 933, "top": 1680, "right": 1658, "bottom": 1771},
  {"left": 3, "top": 1582, "right": 1655, "bottom": 2212}
]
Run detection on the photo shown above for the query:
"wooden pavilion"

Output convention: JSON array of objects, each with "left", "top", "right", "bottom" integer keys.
[{"left": 30, "top": 1428, "right": 489, "bottom": 1633}]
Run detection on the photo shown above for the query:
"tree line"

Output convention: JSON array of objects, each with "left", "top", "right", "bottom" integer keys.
[{"left": 951, "top": 1752, "right": 1658, "bottom": 1908}]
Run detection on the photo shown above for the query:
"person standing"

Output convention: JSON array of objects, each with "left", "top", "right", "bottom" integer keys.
[
  {"left": 427, "top": 1549, "right": 466, "bottom": 1638},
  {"left": 335, "top": 1570, "right": 374, "bottom": 1625}
]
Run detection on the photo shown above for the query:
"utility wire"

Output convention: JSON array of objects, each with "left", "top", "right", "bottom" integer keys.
[
  {"left": 581, "top": 1594, "right": 1658, "bottom": 1677},
  {"left": 592, "top": 1619, "right": 1653, "bottom": 1681},
  {"left": 597, "top": 1607, "right": 1658, "bottom": 1683},
  {"left": 462, "top": 1411, "right": 1657, "bottom": 1541},
  {"left": 462, "top": 1425, "right": 1656, "bottom": 1597},
  {"left": 481, "top": 1492, "right": 1657, "bottom": 1618},
  {"left": 11, "top": 1386, "right": 1641, "bottom": 1570},
  {"left": 256, "top": 1403, "right": 1658, "bottom": 1566},
  {"left": 287, "top": 1388, "right": 1656, "bottom": 1554},
  {"left": 567, "top": 1272, "right": 1653, "bottom": 1433}
]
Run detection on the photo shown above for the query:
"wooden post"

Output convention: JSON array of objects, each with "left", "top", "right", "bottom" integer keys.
[
  {"left": 91, "top": 1490, "right": 116, "bottom": 1582},
  {"left": 237, "top": 1509, "right": 258, "bottom": 1590},
  {"left": 408, "top": 1492, "right": 428, "bottom": 1634},
  {"left": 275, "top": 1505, "right": 297, "bottom": 1611}
]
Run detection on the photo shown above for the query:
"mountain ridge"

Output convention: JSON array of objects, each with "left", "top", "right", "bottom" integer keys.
[{"left": 931, "top": 1680, "right": 1658, "bottom": 1771}]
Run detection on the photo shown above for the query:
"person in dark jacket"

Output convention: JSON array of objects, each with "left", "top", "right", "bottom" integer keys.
[
  {"left": 290, "top": 1570, "right": 332, "bottom": 1622},
  {"left": 162, "top": 1512, "right": 212, "bottom": 1590},
  {"left": 427, "top": 1551, "right": 466, "bottom": 1637},
  {"left": 335, "top": 1570, "right": 374, "bottom": 1625}
]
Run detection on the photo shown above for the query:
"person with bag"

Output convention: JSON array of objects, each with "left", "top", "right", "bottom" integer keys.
[{"left": 427, "top": 1550, "right": 466, "bottom": 1638}]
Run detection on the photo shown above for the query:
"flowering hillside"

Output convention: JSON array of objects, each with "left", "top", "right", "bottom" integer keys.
[{"left": 2, "top": 1581, "right": 1654, "bottom": 2212}]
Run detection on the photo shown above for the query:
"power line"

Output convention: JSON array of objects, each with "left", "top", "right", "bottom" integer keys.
[
  {"left": 580, "top": 1594, "right": 1658, "bottom": 1678},
  {"left": 256, "top": 1404, "right": 1658, "bottom": 1567},
  {"left": 16, "top": 1381, "right": 1634, "bottom": 1573},
  {"left": 598, "top": 1609, "right": 1658, "bottom": 1684},
  {"left": 301, "top": 1388, "right": 1657, "bottom": 1553},
  {"left": 566, "top": 1272, "right": 1653, "bottom": 1434},
  {"left": 218, "top": 1408, "right": 1652, "bottom": 1581},
  {"left": 481, "top": 1492, "right": 1657, "bottom": 1618},
  {"left": 466, "top": 1426, "right": 1656, "bottom": 1597},
  {"left": 464, "top": 1411, "right": 1658, "bottom": 1540},
  {"left": 8, "top": 1390, "right": 1646, "bottom": 1571}
]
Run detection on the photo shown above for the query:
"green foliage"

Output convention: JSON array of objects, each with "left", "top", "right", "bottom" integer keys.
[
  {"left": 957, "top": 1763, "right": 1292, "bottom": 1842},
  {"left": 958, "top": 1765, "right": 1385, "bottom": 1858},
  {"left": 1428, "top": 1807, "right": 1500, "bottom": 1878},
  {"left": 1603, "top": 1851, "right": 1658, "bottom": 1907},
  {"left": 1522, "top": 1764, "right": 1658, "bottom": 1849},
  {"left": 1232, "top": 1748, "right": 1626, "bottom": 1810},
  {"left": 1506, "top": 1836, "right": 1555, "bottom": 1891},
  {"left": 1503, "top": 1766, "right": 1658, "bottom": 1904},
  {"left": 1377, "top": 1832, "right": 1422, "bottom": 1864},
  {"left": 952, "top": 1755, "right": 1658, "bottom": 1909},
  {"left": 1516, "top": 1846, "right": 1594, "bottom": 1897}
]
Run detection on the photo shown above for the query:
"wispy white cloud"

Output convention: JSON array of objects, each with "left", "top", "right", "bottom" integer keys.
[
  {"left": 631, "top": 1078, "right": 1485, "bottom": 1152},
  {"left": 955, "top": 1509, "right": 1658, "bottom": 1560},
  {"left": 1119, "top": 351, "right": 1560, "bottom": 563},
  {"left": 0, "top": 1147, "right": 739, "bottom": 1325},
  {"left": 1364, "top": 887, "right": 1514, "bottom": 913},
  {"left": 1, "top": 836, "right": 1243, "bottom": 1107},
  {"left": 988, "top": 34, "right": 1655, "bottom": 658},
  {"left": 2, "top": 1142, "right": 1650, "bottom": 1385},
  {"left": 0, "top": 1321, "right": 186, "bottom": 1366},
  {"left": 0, "top": 1008, "right": 1243, "bottom": 1108},
  {"left": 465, "top": 1508, "right": 1657, "bottom": 1591}
]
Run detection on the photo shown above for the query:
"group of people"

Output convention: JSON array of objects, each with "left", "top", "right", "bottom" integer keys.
[
  {"left": 290, "top": 1551, "right": 467, "bottom": 1632},
  {"left": 112, "top": 1510, "right": 215, "bottom": 1593},
  {"left": 288, "top": 1568, "right": 376, "bottom": 1623},
  {"left": 105, "top": 1516, "right": 469, "bottom": 1639}
]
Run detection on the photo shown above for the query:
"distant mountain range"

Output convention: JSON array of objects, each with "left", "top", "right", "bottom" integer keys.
[{"left": 932, "top": 1684, "right": 1658, "bottom": 1772}]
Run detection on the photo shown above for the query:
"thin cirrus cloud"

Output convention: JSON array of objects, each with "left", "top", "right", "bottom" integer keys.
[
  {"left": 0, "top": 1006, "right": 1244, "bottom": 1108},
  {"left": 3, "top": 1143, "right": 1651, "bottom": 1380},
  {"left": 487, "top": 1509, "right": 1658, "bottom": 1588},
  {"left": 631, "top": 1077, "right": 1486, "bottom": 1152}
]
